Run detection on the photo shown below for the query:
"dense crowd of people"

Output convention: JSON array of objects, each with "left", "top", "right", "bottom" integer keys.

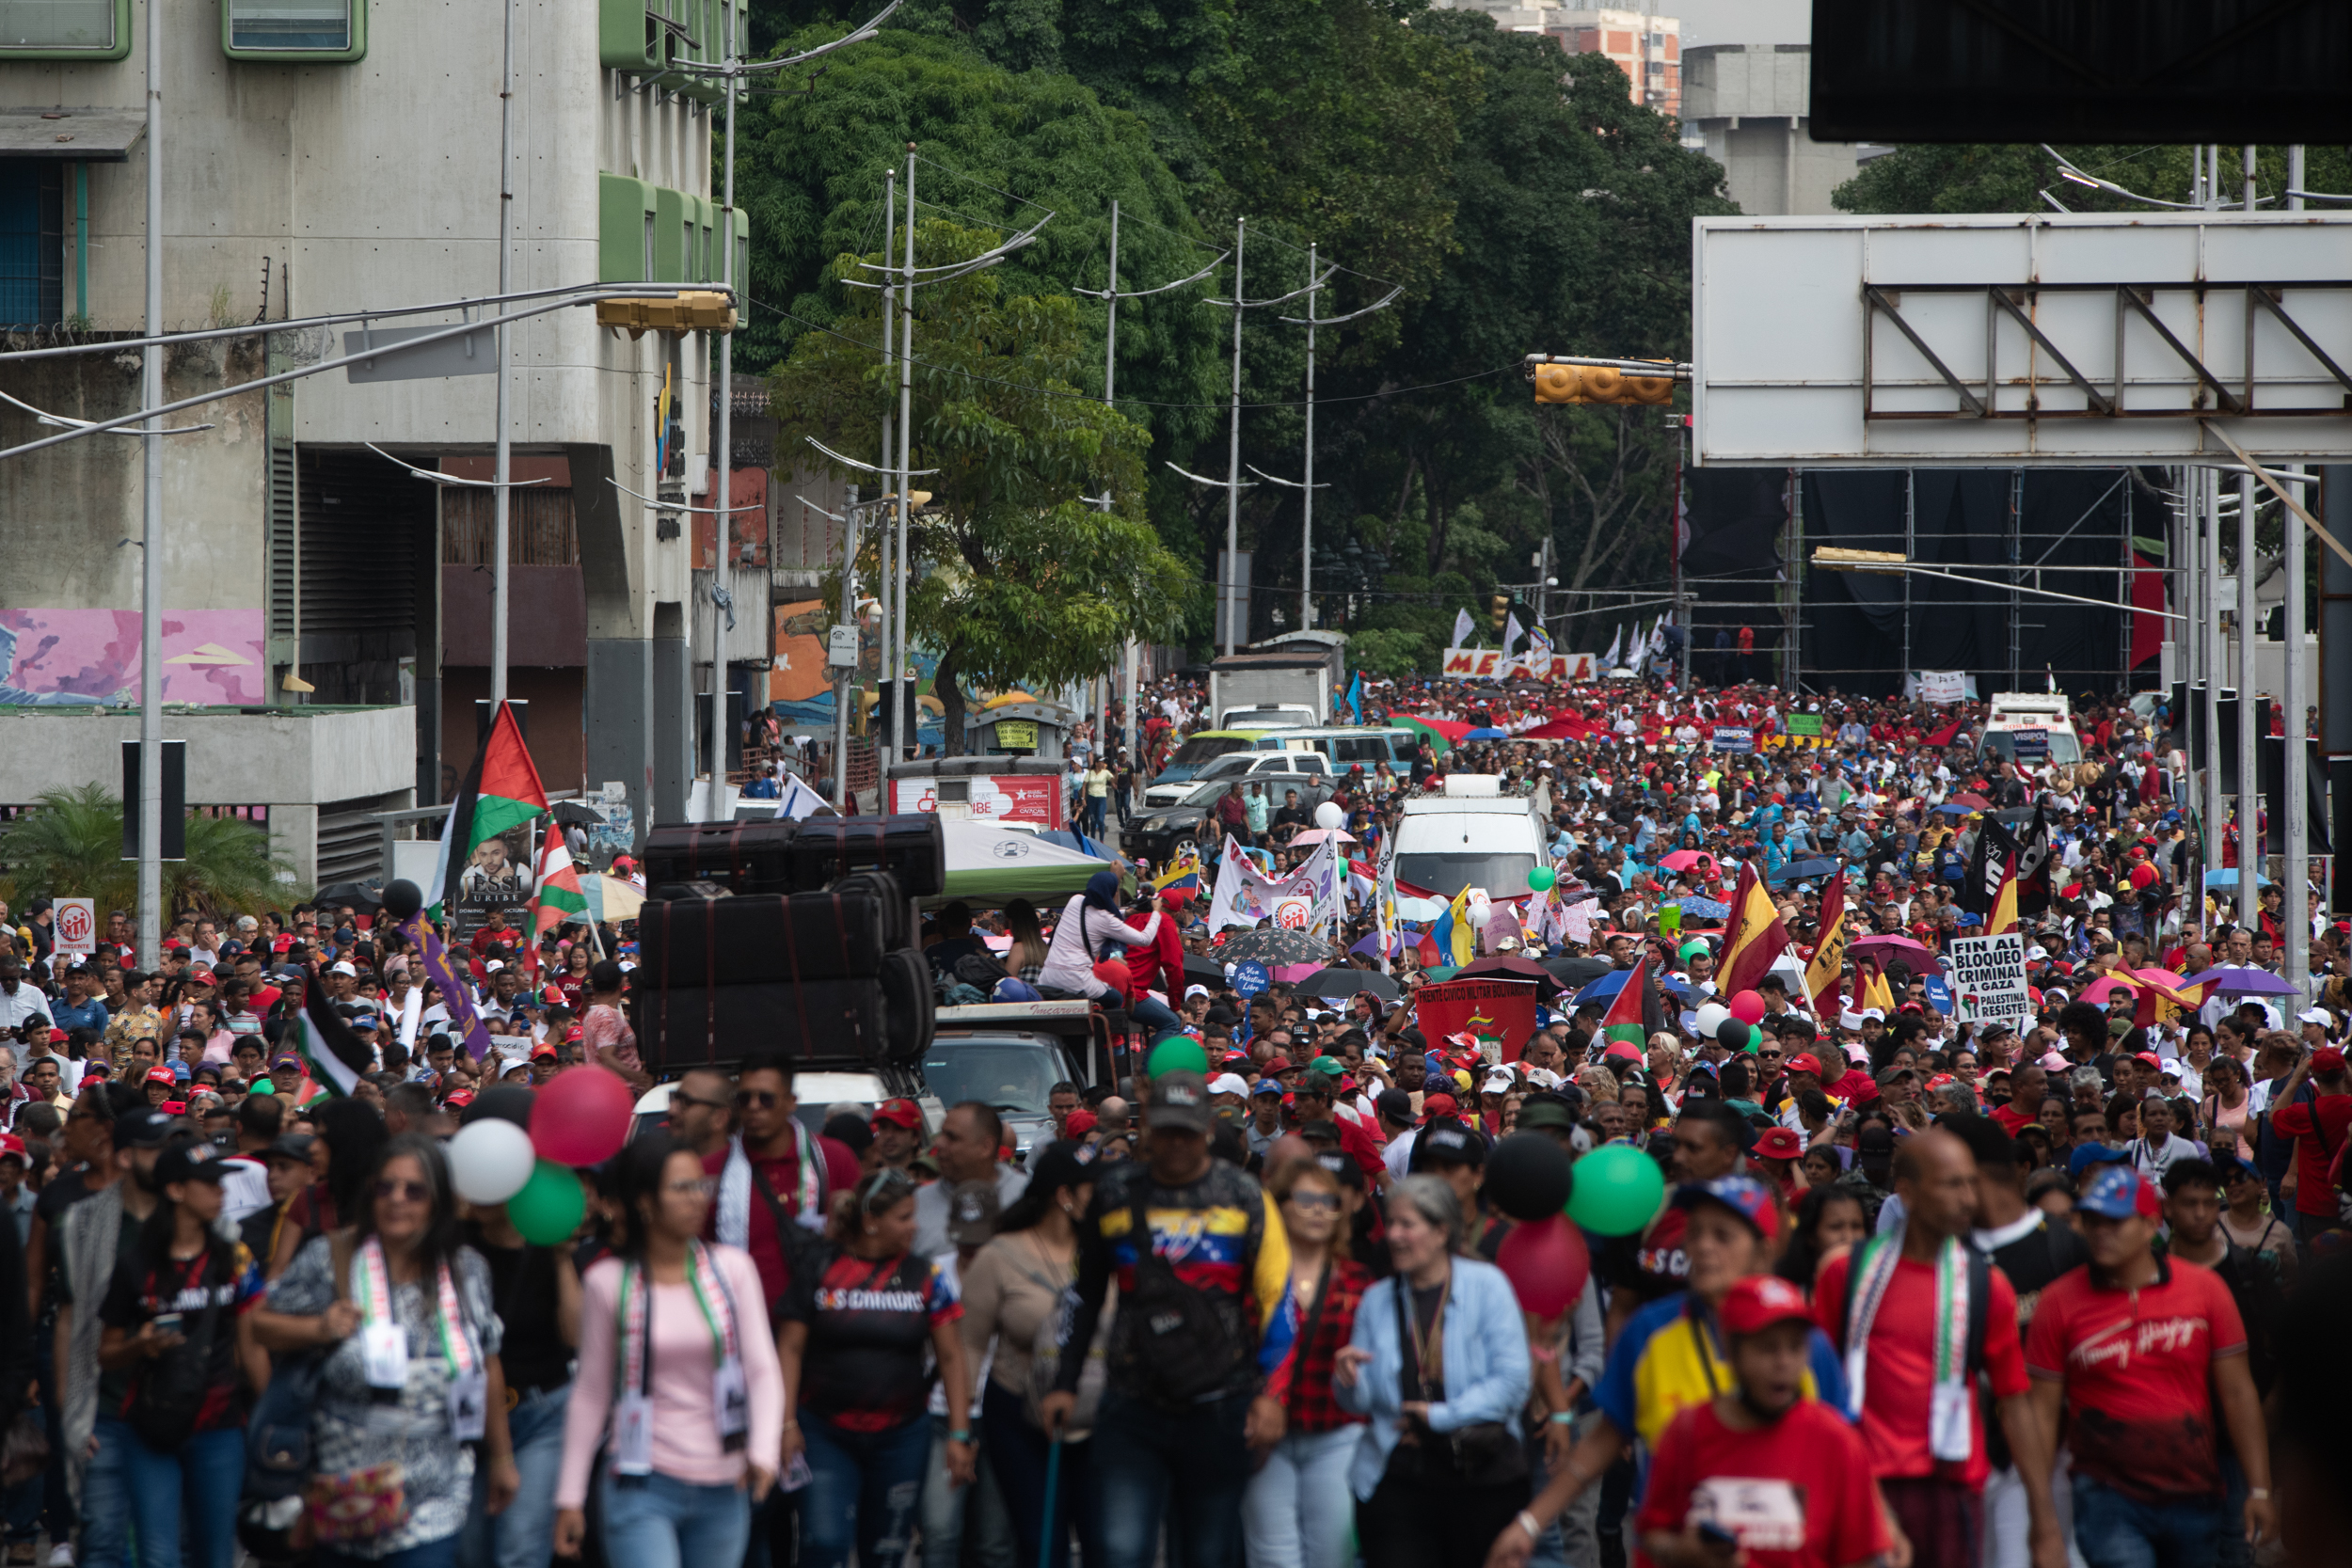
[{"left": 0, "top": 661, "right": 2341, "bottom": 1568}]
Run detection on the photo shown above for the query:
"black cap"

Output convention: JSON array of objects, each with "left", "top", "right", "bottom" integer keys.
[
  {"left": 154, "top": 1140, "right": 230, "bottom": 1186},
  {"left": 1375, "top": 1087, "right": 1415, "bottom": 1125},
  {"left": 118, "top": 1109, "right": 176, "bottom": 1149},
  {"left": 262, "top": 1132, "right": 318, "bottom": 1164},
  {"left": 1145, "top": 1071, "right": 1214, "bottom": 1133},
  {"left": 1418, "top": 1117, "right": 1486, "bottom": 1167}
]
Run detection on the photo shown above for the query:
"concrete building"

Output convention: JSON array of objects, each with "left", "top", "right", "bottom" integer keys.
[
  {"left": 1679, "top": 43, "right": 1858, "bottom": 214},
  {"left": 0, "top": 0, "right": 746, "bottom": 883},
  {"left": 1430, "top": 3, "right": 1681, "bottom": 116}
]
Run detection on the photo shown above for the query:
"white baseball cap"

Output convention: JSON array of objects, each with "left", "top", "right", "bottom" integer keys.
[
  {"left": 1481, "top": 1068, "right": 1517, "bottom": 1094},
  {"left": 1207, "top": 1073, "right": 1250, "bottom": 1098},
  {"left": 329, "top": 961, "right": 357, "bottom": 977},
  {"left": 1184, "top": 984, "right": 1211, "bottom": 1000}
]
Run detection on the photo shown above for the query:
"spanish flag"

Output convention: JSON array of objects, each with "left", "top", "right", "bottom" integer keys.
[
  {"left": 1805, "top": 873, "right": 1851, "bottom": 1017},
  {"left": 1718, "top": 858, "right": 1792, "bottom": 994},
  {"left": 1988, "top": 855, "right": 2020, "bottom": 936}
]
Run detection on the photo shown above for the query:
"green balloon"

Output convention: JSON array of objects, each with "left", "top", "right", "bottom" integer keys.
[
  {"left": 1527, "top": 867, "right": 1557, "bottom": 893},
  {"left": 1745, "top": 1023, "right": 1765, "bottom": 1053},
  {"left": 1565, "top": 1144, "right": 1666, "bottom": 1237},
  {"left": 509, "top": 1159, "right": 586, "bottom": 1246},
  {"left": 1145, "top": 1037, "right": 1208, "bottom": 1079}
]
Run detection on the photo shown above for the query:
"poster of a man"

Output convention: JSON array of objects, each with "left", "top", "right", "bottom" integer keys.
[{"left": 453, "top": 826, "right": 533, "bottom": 942}]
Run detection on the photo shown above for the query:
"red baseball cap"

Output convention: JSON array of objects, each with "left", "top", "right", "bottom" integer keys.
[
  {"left": 1753, "top": 1126, "right": 1804, "bottom": 1161},
  {"left": 2134, "top": 1052, "right": 2163, "bottom": 1068},
  {"left": 870, "top": 1099, "right": 922, "bottom": 1131},
  {"left": 1719, "top": 1274, "right": 1813, "bottom": 1338},
  {"left": 144, "top": 1066, "right": 177, "bottom": 1087},
  {"left": 2313, "top": 1047, "right": 2347, "bottom": 1075},
  {"left": 1785, "top": 1053, "right": 1823, "bottom": 1076},
  {"left": 444, "top": 1091, "right": 475, "bottom": 1108},
  {"left": 1420, "top": 1092, "right": 1460, "bottom": 1122},
  {"left": 563, "top": 1025, "right": 584, "bottom": 1044},
  {"left": 0, "top": 1134, "right": 26, "bottom": 1161},
  {"left": 1064, "top": 1109, "right": 1098, "bottom": 1138},
  {"left": 1263, "top": 1056, "right": 1294, "bottom": 1074}
]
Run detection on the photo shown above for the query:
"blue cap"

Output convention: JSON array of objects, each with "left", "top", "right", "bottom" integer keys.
[
  {"left": 2075, "top": 1163, "right": 2150, "bottom": 1220},
  {"left": 1251, "top": 1079, "right": 1285, "bottom": 1098},
  {"left": 2067, "top": 1142, "right": 2129, "bottom": 1181},
  {"left": 1670, "top": 1174, "right": 1779, "bottom": 1240}
]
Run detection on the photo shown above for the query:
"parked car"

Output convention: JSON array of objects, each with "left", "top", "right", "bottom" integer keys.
[{"left": 1127, "top": 763, "right": 1335, "bottom": 863}]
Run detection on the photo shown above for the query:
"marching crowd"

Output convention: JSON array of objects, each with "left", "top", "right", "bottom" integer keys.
[{"left": 0, "top": 661, "right": 2339, "bottom": 1568}]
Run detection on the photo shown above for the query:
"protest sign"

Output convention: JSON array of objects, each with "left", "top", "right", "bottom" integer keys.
[
  {"left": 1946, "top": 933, "right": 2031, "bottom": 1031},
  {"left": 1414, "top": 977, "right": 1540, "bottom": 1064}
]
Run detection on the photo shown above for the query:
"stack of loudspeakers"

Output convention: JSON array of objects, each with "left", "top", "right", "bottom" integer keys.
[{"left": 631, "top": 816, "right": 946, "bottom": 1069}]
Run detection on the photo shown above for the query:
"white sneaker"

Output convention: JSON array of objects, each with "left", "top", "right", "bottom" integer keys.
[{"left": 45, "top": 1544, "right": 72, "bottom": 1567}]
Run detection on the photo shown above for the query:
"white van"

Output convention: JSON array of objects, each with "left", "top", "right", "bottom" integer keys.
[
  {"left": 1385, "top": 775, "right": 1552, "bottom": 898},
  {"left": 1977, "top": 692, "right": 2085, "bottom": 767}
]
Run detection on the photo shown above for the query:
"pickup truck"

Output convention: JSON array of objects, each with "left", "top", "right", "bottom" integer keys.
[{"left": 926, "top": 999, "right": 1113, "bottom": 1160}]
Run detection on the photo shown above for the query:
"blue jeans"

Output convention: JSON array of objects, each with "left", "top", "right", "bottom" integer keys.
[
  {"left": 319, "top": 1537, "right": 462, "bottom": 1568},
  {"left": 459, "top": 1384, "right": 571, "bottom": 1568},
  {"left": 1242, "top": 1425, "right": 1358, "bottom": 1568},
  {"left": 112, "top": 1422, "right": 246, "bottom": 1568},
  {"left": 1092, "top": 1389, "right": 1253, "bottom": 1568},
  {"left": 1085, "top": 800, "right": 1106, "bottom": 838},
  {"left": 596, "top": 1469, "right": 752, "bottom": 1568},
  {"left": 1131, "top": 995, "right": 1184, "bottom": 1037},
  {"left": 798, "top": 1414, "right": 930, "bottom": 1568},
  {"left": 979, "top": 1381, "right": 1099, "bottom": 1568},
  {"left": 76, "top": 1418, "right": 135, "bottom": 1568},
  {"left": 2072, "top": 1474, "right": 2224, "bottom": 1568}
]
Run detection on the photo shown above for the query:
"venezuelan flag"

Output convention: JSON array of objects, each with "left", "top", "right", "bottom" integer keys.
[{"left": 1434, "top": 886, "right": 1477, "bottom": 968}]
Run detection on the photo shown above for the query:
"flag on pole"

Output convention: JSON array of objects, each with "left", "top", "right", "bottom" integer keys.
[
  {"left": 1601, "top": 626, "right": 1623, "bottom": 669},
  {"left": 775, "top": 773, "right": 831, "bottom": 820},
  {"left": 1718, "top": 858, "right": 1793, "bottom": 995},
  {"left": 1856, "top": 958, "right": 1895, "bottom": 1014},
  {"left": 1344, "top": 672, "right": 1362, "bottom": 724},
  {"left": 1434, "top": 885, "right": 1478, "bottom": 969},
  {"left": 294, "top": 966, "right": 376, "bottom": 1098},
  {"left": 435, "top": 702, "right": 550, "bottom": 921},
  {"left": 1805, "top": 873, "right": 1850, "bottom": 1017},
  {"left": 1601, "top": 956, "right": 1648, "bottom": 1049},
  {"left": 528, "top": 832, "right": 589, "bottom": 972},
  {"left": 1452, "top": 608, "right": 1474, "bottom": 648},
  {"left": 1502, "top": 612, "right": 1525, "bottom": 656},
  {"left": 394, "top": 908, "right": 498, "bottom": 1063}
]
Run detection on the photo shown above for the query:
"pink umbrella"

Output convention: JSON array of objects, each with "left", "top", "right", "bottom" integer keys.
[
  {"left": 1658, "top": 849, "right": 1715, "bottom": 872},
  {"left": 1847, "top": 933, "right": 1936, "bottom": 962},
  {"left": 1286, "top": 828, "right": 1357, "bottom": 847},
  {"left": 2076, "top": 975, "right": 2135, "bottom": 1004}
]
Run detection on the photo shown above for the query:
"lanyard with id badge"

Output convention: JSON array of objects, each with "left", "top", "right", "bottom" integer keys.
[
  {"left": 354, "top": 1237, "right": 487, "bottom": 1441},
  {"left": 612, "top": 1241, "right": 750, "bottom": 1484}
]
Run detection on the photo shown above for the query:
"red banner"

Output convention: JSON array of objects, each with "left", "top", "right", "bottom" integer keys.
[
  {"left": 890, "top": 775, "right": 1062, "bottom": 828},
  {"left": 1414, "top": 977, "right": 1541, "bottom": 1064}
]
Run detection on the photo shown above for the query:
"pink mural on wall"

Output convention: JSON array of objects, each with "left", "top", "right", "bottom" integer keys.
[{"left": 0, "top": 610, "right": 267, "bottom": 705}]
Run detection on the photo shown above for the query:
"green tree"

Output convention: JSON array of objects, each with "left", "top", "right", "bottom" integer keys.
[
  {"left": 0, "top": 784, "right": 293, "bottom": 918},
  {"left": 1345, "top": 626, "right": 1431, "bottom": 679},
  {"left": 770, "top": 222, "right": 1197, "bottom": 752},
  {"left": 1835, "top": 144, "right": 2352, "bottom": 215}
]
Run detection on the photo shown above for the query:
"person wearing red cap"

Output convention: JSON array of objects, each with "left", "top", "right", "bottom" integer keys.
[
  {"left": 2024, "top": 1164, "right": 2271, "bottom": 1565},
  {"left": 1630, "top": 1275, "right": 1890, "bottom": 1568},
  {"left": 868, "top": 1098, "right": 923, "bottom": 1172},
  {"left": 2265, "top": 1044, "right": 2352, "bottom": 1247}
]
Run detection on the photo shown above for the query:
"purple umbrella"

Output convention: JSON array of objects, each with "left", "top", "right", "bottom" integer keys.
[{"left": 2179, "top": 965, "right": 2300, "bottom": 997}]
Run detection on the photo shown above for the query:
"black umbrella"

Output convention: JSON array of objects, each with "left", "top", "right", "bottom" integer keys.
[
  {"left": 312, "top": 881, "right": 383, "bottom": 912},
  {"left": 549, "top": 800, "right": 605, "bottom": 829},
  {"left": 1295, "top": 967, "right": 1401, "bottom": 1003},
  {"left": 1181, "top": 953, "right": 1228, "bottom": 988},
  {"left": 1216, "top": 927, "right": 1330, "bottom": 967},
  {"left": 1539, "top": 954, "right": 1613, "bottom": 987}
]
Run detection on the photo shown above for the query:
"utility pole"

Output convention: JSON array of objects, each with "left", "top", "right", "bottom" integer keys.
[
  {"left": 1224, "top": 217, "right": 1245, "bottom": 655},
  {"left": 1299, "top": 242, "right": 1317, "bottom": 634},
  {"left": 490, "top": 0, "right": 514, "bottom": 713},
  {"left": 2235, "top": 150, "right": 2259, "bottom": 937},
  {"left": 706, "top": 0, "right": 738, "bottom": 816},
  {"left": 891, "top": 145, "right": 915, "bottom": 777},
  {"left": 837, "top": 486, "right": 858, "bottom": 806},
  {"left": 136, "top": 0, "right": 163, "bottom": 966}
]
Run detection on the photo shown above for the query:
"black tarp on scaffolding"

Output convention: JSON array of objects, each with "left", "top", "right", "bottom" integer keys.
[
  {"left": 1680, "top": 467, "right": 1790, "bottom": 682},
  {"left": 1798, "top": 467, "right": 2152, "bottom": 700}
]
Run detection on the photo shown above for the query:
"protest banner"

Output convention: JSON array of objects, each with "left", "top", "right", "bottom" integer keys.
[
  {"left": 1946, "top": 932, "right": 2031, "bottom": 1031},
  {"left": 1710, "top": 726, "right": 1755, "bottom": 754},
  {"left": 1414, "top": 977, "right": 1540, "bottom": 1064}
]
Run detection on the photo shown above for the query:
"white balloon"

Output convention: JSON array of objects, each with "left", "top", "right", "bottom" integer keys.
[
  {"left": 448, "top": 1117, "right": 536, "bottom": 1205},
  {"left": 1692, "top": 1003, "right": 1732, "bottom": 1039},
  {"left": 1313, "top": 800, "right": 1346, "bottom": 831}
]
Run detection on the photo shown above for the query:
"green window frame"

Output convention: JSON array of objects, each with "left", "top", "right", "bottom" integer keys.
[
  {"left": 0, "top": 0, "right": 132, "bottom": 60},
  {"left": 598, "top": 173, "right": 656, "bottom": 283},
  {"left": 220, "top": 0, "right": 364, "bottom": 59}
]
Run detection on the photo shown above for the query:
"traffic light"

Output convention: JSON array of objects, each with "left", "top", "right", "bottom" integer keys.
[
  {"left": 1489, "top": 594, "right": 1512, "bottom": 633},
  {"left": 1533, "top": 361, "right": 1675, "bottom": 405},
  {"left": 596, "top": 290, "right": 738, "bottom": 337}
]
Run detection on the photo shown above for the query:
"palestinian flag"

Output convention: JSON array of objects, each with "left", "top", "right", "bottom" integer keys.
[
  {"left": 432, "top": 701, "right": 549, "bottom": 920},
  {"left": 294, "top": 967, "right": 375, "bottom": 1098},
  {"left": 1601, "top": 956, "right": 1648, "bottom": 1051},
  {"left": 529, "top": 832, "right": 589, "bottom": 972}
]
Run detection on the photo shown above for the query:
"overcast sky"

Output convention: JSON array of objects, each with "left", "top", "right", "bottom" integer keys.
[{"left": 1669, "top": 0, "right": 1810, "bottom": 49}]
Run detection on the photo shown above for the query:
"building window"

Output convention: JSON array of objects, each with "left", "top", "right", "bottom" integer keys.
[
  {"left": 0, "top": 0, "right": 128, "bottom": 56},
  {"left": 0, "top": 161, "right": 63, "bottom": 325},
  {"left": 222, "top": 0, "right": 363, "bottom": 57}
]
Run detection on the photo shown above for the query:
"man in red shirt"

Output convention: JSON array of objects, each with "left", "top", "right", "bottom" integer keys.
[
  {"left": 702, "top": 1052, "right": 862, "bottom": 1311},
  {"left": 1991, "top": 1063, "right": 2047, "bottom": 1136},
  {"left": 1815, "top": 1126, "right": 2060, "bottom": 1568},
  {"left": 1633, "top": 1275, "right": 1889, "bottom": 1568},
  {"left": 2265, "top": 1044, "right": 2352, "bottom": 1245},
  {"left": 2024, "top": 1164, "right": 2272, "bottom": 1566}
]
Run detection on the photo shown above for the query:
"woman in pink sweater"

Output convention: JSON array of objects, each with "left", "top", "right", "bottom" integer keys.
[{"left": 553, "top": 1135, "right": 782, "bottom": 1568}]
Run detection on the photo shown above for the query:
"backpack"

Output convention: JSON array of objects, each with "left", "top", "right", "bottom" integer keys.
[
  {"left": 1121, "top": 1185, "right": 1245, "bottom": 1409},
  {"left": 127, "top": 1249, "right": 231, "bottom": 1452}
]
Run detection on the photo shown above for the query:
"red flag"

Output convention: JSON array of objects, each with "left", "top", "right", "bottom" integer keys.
[
  {"left": 1925, "top": 717, "right": 1963, "bottom": 747},
  {"left": 1718, "top": 859, "right": 1793, "bottom": 995},
  {"left": 1805, "top": 875, "right": 1849, "bottom": 1017}
]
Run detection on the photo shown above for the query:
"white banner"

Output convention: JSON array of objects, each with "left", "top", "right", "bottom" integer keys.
[
  {"left": 1947, "top": 932, "right": 2031, "bottom": 1031},
  {"left": 1917, "top": 670, "right": 1967, "bottom": 704},
  {"left": 1440, "top": 648, "right": 1596, "bottom": 682},
  {"left": 52, "top": 898, "right": 95, "bottom": 958}
]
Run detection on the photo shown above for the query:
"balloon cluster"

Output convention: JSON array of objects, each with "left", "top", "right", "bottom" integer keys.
[
  {"left": 1488, "top": 1135, "right": 1667, "bottom": 1318},
  {"left": 445, "top": 1063, "right": 633, "bottom": 1244}
]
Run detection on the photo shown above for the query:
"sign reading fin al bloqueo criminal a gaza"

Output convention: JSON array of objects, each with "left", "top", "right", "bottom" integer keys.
[{"left": 1947, "top": 932, "right": 2031, "bottom": 1031}]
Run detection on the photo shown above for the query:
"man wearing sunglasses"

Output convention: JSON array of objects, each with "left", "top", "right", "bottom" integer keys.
[{"left": 703, "top": 1052, "right": 861, "bottom": 1314}]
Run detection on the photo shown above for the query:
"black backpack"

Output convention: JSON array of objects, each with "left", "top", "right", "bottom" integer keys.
[
  {"left": 1123, "top": 1186, "right": 1245, "bottom": 1409},
  {"left": 127, "top": 1250, "right": 230, "bottom": 1452}
]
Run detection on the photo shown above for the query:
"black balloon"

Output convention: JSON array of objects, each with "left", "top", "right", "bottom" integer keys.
[
  {"left": 1715, "top": 1017, "right": 1751, "bottom": 1053},
  {"left": 460, "top": 1082, "right": 535, "bottom": 1130},
  {"left": 1484, "top": 1132, "right": 1574, "bottom": 1222},
  {"left": 380, "top": 879, "right": 425, "bottom": 923}
]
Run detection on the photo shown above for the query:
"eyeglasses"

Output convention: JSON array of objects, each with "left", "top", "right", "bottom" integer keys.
[
  {"left": 373, "top": 1179, "right": 430, "bottom": 1204},
  {"left": 1286, "top": 1191, "right": 1341, "bottom": 1212},
  {"left": 663, "top": 1178, "right": 717, "bottom": 1197},
  {"left": 735, "top": 1089, "right": 782, "bottom": 1109}
]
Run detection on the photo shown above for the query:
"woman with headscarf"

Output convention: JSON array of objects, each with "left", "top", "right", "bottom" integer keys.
[{"left": 1036, "top": 873, "right": 1184, "bottom": 1035}]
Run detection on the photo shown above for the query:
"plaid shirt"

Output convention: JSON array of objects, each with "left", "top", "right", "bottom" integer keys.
[{"left": 1284, "top": 1258, "right": 1372, "bottom": 1433}]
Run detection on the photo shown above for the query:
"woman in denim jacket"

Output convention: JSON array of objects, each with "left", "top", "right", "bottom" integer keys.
[{"left": 1334, "top": 1176, "right": 1533, "bottom": 1568}]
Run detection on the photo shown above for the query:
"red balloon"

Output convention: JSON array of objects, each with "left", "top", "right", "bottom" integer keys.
[
  {"left": 530, "top": 1065, "right": 636, "bottom": 1166},
  {"left": 1495, "top": 1214, "right": 1591, "bottom": 1319},
  {"left": 1728, "top": 989, "right": 1767, "bottom": 1025}
]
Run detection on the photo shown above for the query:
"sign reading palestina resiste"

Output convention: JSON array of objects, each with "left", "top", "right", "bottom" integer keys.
[{"left": 1414, "top": 977, "right": 1540, "bottom": 1065}]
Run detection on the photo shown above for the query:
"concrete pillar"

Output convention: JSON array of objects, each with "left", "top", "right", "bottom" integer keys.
[
  {"left": 570, "top": 441, "right": 657, "bottom": 847},
  {"left": 653, "top": 600, "right": 690, "bottom": 823}
]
